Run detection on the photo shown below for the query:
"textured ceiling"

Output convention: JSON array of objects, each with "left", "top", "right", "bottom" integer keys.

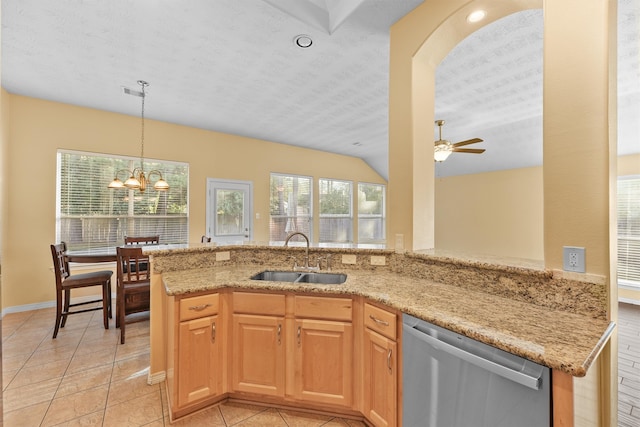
[{"left": 2, "top": 0, "right": 638, "bottom": 179}]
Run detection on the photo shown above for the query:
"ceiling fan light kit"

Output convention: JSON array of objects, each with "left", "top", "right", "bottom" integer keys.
[{"left": 433, "top": 119, "right": 485, "bottom": 162}]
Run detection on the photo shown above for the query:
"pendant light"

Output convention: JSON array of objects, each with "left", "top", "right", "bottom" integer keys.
[{"left": 108, "top": 80, "right": 169, "bottom": 193}]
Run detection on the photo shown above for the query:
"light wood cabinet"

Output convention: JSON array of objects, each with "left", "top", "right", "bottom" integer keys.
[
  {"left": 232, "top": 313, "right": 285, "bottom": 396},
  {"left": 294, "top": 318, "right": 353, "bottom": 406},
  {"left": 167, "top": 292, "right": 223, "bottom": 415},
  {"left": 363, "top": 303, "right": 398, "bottom": 427},
  {"left": 231, "top": 292, "right": 286, "bottom": 397},
  {"left": 178, "top": 314, "right": 220, "bottom": 406}
]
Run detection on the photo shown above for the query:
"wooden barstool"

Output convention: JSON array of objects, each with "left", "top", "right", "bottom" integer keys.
[{"left": 50, "top": 242, "right": 112, "bottom": 339}]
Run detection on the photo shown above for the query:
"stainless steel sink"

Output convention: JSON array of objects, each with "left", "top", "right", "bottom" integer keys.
[
  {"left": 295, "top": 272, "right": 347, "bottom": 284},
  {"left": 250, "top": 271, "right": 303, "bottom": 282},
  {"left": 250, "top": 270, "right": 346, "bottom": 285}
]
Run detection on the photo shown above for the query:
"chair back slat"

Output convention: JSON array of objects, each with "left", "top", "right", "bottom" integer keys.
[
  {"left": 116, "top": 246, "right": 150, "bottom": 285},
  {"left": 124, "top": 235, "right": 159, "bottom": 246},
  {"left": 50, "top": 242, "right": 71, "bottom": 287}
]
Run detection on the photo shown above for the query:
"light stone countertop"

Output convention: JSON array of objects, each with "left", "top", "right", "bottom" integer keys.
[{"left": 161, "top": 264, "right": 614, "bottom": 377}]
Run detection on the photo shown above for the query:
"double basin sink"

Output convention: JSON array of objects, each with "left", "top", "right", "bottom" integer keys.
[{"left": 251, "top": 270, "right": 347, "bottom": 285}]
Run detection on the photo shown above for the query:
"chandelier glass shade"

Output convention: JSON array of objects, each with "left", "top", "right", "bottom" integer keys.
[
  {"left": 108, "top": 80, "right": 169, "bottom": 193},
  {"left": 434, "top": 140, "right": 453, "bottom": 162}
]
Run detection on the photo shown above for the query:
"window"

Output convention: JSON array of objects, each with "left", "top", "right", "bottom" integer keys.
[
  {"left": 57, "top": 150, "right": 189, "bottom": 251},
  {"left": 618, "top": 176, "right": 640, "bottom": 287},
  {"left": 269, "top": 174, "right": 312, "bottom": 242},
  {"left": 319, "top": 178, "right": 352, "bottom": 243},
  {"left": 358, "top": 183, "right": 386, "bottom": 244}
]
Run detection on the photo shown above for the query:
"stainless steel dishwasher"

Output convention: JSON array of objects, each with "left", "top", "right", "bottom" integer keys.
[{"left": 402, "top": 313, "right": 551, "bottom": 427}]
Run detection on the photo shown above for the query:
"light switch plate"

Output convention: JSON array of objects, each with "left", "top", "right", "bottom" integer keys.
[
  {"left": 342, "top": 254, "right": 357, "bottom": 264},
  {"left": 216, "top": 251, "right": 231, "bottom": 261},
  {"left": 370, "top": 255, "right": 386, "bottom": 266},
  {"left": 563, "top": 246, "right": 585, "bottom": 273}
]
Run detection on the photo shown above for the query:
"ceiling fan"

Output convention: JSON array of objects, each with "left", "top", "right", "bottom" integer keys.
[{"left": 434, "top": 120, "right": 485, "bottom": 162}]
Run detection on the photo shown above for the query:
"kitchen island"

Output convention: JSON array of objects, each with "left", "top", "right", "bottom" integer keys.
[{"left": 148, "top": 245, "right": 615, "bottom": 425}]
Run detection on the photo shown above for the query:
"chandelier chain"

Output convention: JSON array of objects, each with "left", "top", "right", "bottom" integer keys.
[{"left": 138, "top": 80, "right": 148, "bottom": 172}]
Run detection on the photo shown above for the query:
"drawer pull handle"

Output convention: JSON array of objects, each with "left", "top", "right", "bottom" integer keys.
[
  {"left": 297, "top": 326, "right": 301, "bottom": 346},
  {"left": 211, "top": 321, "right": 216, "bottom": 343},
  {"left": 369, "top": 315, "right": 390, "bottom": 326},
  {"left": 277, "top": 324, "right": 282, "bottom": 345},
  {"left": 387, "top": 349, "right": 392, "bottom": 373},
  {"left": 189, "top": 303, "right": 212, "bottom": 311}
]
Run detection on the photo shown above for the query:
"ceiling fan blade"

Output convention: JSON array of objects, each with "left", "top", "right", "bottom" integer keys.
[
  {"left": 452, "top": 138, "right": 483, "bottom": 147},
  {"left": 453, "top": 148, "right": 485, "bottom": 154}
]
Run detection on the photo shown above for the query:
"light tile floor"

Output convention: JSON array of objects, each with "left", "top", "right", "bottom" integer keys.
[{"left": 1, "top": 306, "right": 367, "bottom": 426}]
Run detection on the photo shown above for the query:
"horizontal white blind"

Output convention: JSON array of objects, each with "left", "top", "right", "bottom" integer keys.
[
  {"left": 57, "top": 150, "right": 189, "bottom": 251},
  {"left": 618, "top": 176, "right": 640, "bottom": 286},
  {"left": 358, "top": 182, "right": 386, "bottom": 244},
  {"left": 269, "top": 174, "right": 312, "bottom": 242},
  {"left": 319, "top": 178, "right": 352, "bottom": 243}
]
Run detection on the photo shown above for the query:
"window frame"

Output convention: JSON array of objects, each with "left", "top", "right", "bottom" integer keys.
[
  {"left": 357, "top": 182, "right": 386, "bottom": 245},
  {"left": 269, "top": 173, "right": 314, "bottom": 243},
  {"left": 56, "top": 149, "right": 189, "bottom": 252},
  {"left": 318, "top": 178, "right": 354, "bottom": 244},
  {"left": 618, "top": 175, "right": 640, "bottom": 288}
]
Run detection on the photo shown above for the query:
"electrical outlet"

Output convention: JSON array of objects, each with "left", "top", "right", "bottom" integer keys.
[
  {"left": 342, "top": 254, "right": 357, "bottom": 264},
  {"left": 563, "top": 246, "right": 585, "bottom": 273},
  {"left": 370, "top": 255, "right": 386, "bottom": 266}
]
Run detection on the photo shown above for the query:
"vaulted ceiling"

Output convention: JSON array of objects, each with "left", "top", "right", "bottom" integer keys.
[{"left": 2, "top": 0, "right": 638, "bottom": 179}]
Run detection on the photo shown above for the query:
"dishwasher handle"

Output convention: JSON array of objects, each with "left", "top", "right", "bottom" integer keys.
[{"left": 405, "top": 324, "right": 542, "bottom": 390}]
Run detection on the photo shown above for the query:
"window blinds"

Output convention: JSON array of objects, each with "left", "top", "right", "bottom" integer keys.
[
  {"left": 269, "top": 173, "right": 313, "bottom": 242},
  {"left": 618, "top": 176, "right": 640, "bottom": 286},
  {"left": 57, "top": 150, "right": 189, "bottom": 251}
]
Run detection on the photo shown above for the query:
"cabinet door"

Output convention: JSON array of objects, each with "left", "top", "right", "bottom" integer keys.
[
  {"left": 294, "top": 319, "right": 353, "bottom": 407},
  {"left": 232, "top": 314, "right": 285, "bottom": 397},
  {"left": 364, "top": 328, "right": 397, "bottom": 427},
  {"left": 178, "top": 314, "right": 220, "bottom": 407}
]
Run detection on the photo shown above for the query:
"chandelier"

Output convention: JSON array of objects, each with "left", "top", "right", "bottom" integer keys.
[{"left": 108, "top": 80, "right": 169, "bottom": 193}]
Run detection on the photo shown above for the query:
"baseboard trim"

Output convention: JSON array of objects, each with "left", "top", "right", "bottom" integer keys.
[
  {"left": 2, "top": 293, "right": 117, "bottom": 318},
  {"left": 148, "top": 371, "right": 166, "bottom": 385}
]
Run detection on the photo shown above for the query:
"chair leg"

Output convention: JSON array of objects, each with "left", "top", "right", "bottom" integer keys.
[
  {"left": 102, "top": 283, "right": 109, "bottom": 330},
  {"left": 60, "top": 289, "right": 71, "bottom": 328},
  {"left": 107, "top": 279, "right": 113, "bottom": 319},
  {"left": 53, "top": 290, "right": 63, "bottom": 339},
  {"left": 119, "top": 303, "right": 126, "bottom": 344}
]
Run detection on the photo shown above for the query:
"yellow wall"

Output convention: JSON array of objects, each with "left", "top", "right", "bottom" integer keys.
[
  {"left": 1, "top": 94, "right": 385, "bottom": 310},
  {"left": 435, "top": 167, "right": 544, "bottom": 260}
]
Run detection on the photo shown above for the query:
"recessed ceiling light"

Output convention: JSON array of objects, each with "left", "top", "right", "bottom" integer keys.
[
  {"left": 294, "top": 34, "right": 313, "bottom": 48},
  {"left": 467, "top": 10, "right": 486, "bottom": 23}
]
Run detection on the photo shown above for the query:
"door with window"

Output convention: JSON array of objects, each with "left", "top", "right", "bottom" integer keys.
[{"left": 206, "top": 179, "right": 253, "bottom": 244}]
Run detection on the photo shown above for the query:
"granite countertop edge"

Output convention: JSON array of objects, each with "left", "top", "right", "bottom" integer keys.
[{"left": 161, "top": 264, "right": 615, "bottom": 377}]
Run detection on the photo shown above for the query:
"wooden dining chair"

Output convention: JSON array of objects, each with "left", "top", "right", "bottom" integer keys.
[
  {"left": 201, "top": 235, "right": 212, "bottom": 243},
  {"left": 50, "top": 242, "right": 113, "bottom": 339},
  {"left": 116, "top": 246, "right": 151, "bottom": 344},
  {"left": 124, "top": 235, "right": 159, "bottom": 245}
]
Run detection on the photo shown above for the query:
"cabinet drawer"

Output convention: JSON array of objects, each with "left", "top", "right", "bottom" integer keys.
[
  {"left": 364, "top": 303, "right": 397, "bottom": 340},
  {"left": 233, "top": 292, "right": 285, "bottom": 316},
  {"left": 179, "top": 293, "right": 219, "bottom": 321},
  {"left": 295, "top": 295, "right": 352, "bottom": 321}
]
